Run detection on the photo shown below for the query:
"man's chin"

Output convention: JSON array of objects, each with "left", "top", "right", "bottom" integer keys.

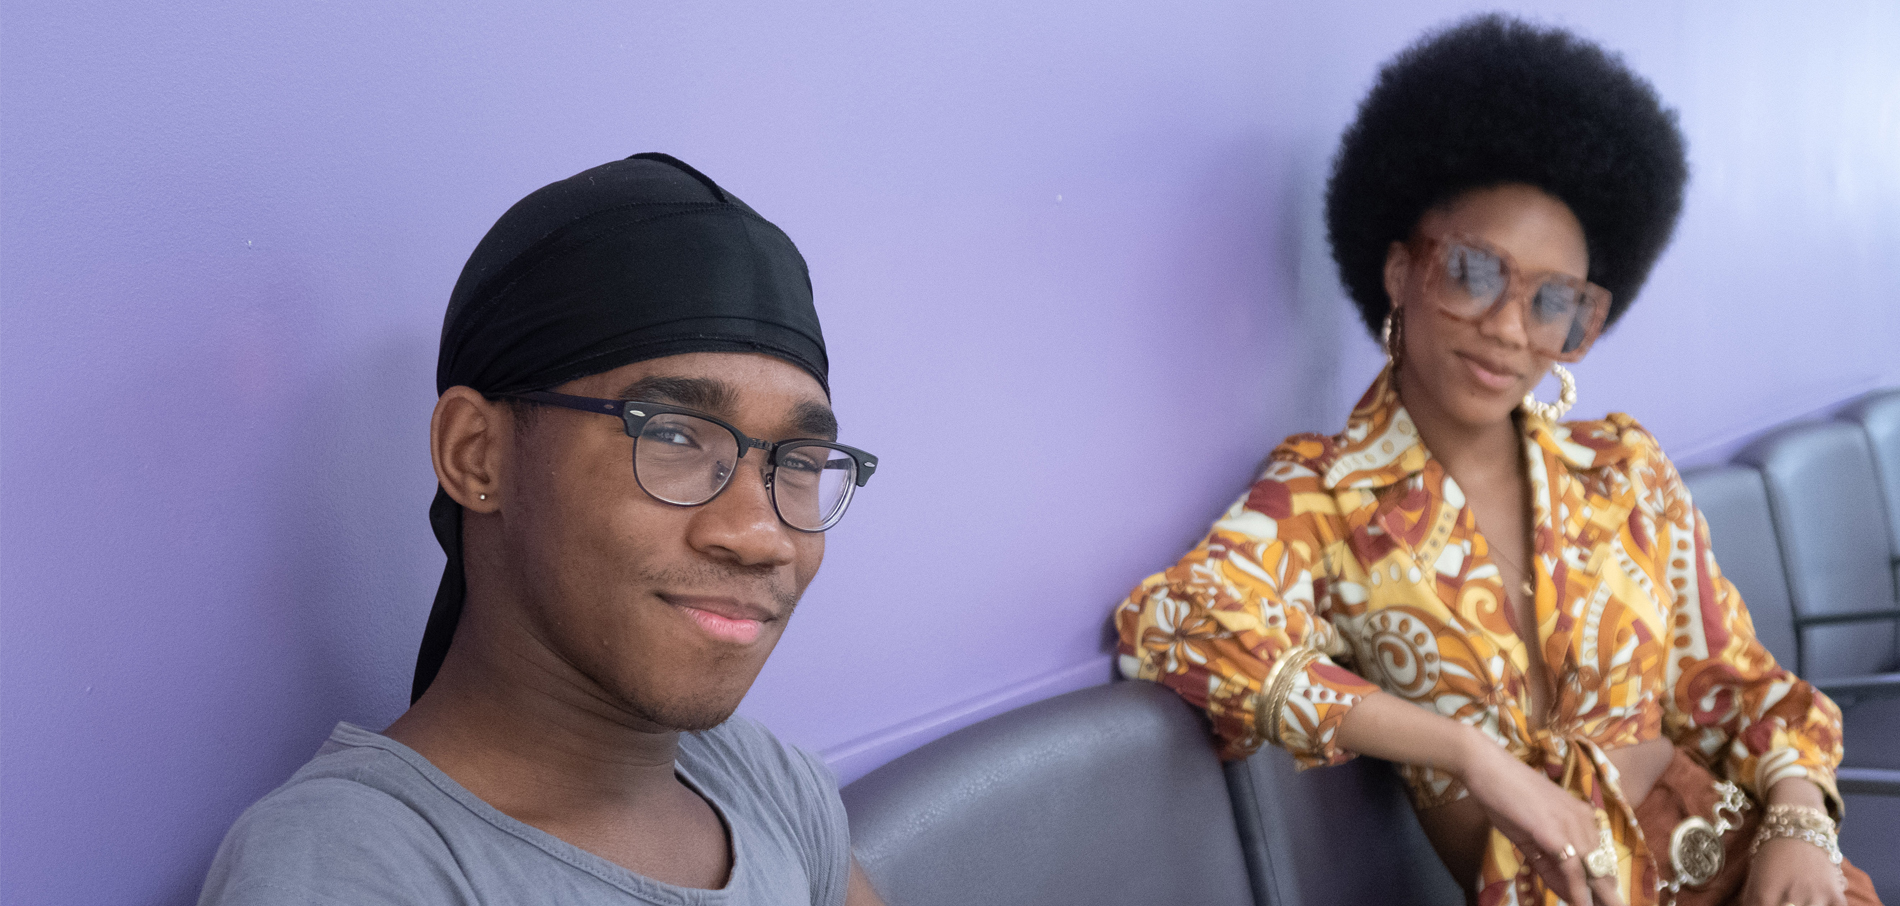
[
  {"left": 598, "top": 652, "right": 771, "bottom": 732},
  {"left": 655, "top": 702, "right": 740, "bottom": 733},
  {"left": 622, "top": 687, "right": 748, "bottom": 733}
]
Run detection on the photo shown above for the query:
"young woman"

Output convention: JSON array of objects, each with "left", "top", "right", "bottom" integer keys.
[{"left": 1116, "top": 16, "right": 1877, "bottom": 906}]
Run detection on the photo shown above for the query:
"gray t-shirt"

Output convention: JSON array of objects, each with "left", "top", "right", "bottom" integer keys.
[{"left": 198, "top": 717, "right": 849, "bottom": 906}]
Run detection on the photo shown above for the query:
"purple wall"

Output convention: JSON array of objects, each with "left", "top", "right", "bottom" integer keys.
[{"left": 3, "top": 2, "right": 1897, "bottom": 903}]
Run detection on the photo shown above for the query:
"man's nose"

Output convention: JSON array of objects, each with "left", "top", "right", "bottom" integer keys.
[{"left": 689, "top": 452, "right": 796, "bottom": 567}]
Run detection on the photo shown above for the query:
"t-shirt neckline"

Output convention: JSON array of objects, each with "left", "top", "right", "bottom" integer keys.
[{"left": 329, "top": 721, "right": 745, "bottom": 904}]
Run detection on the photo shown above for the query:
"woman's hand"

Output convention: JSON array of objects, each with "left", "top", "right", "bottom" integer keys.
[
  {"left": 1738, "top": 836, "right": 1846, "bottom": 906},
  {"left": 1456, "top": 737, "right": 1627, "bottom": 906},
  {"left": 1742, "top": 778, "right": 1846, "bottom": 906},
  {"left": 1335, "top": 693, "right": 1626, "bottom": 906}
]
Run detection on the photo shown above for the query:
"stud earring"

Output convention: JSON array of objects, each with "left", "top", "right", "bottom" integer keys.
[
  {"left": 478, "top": 494, "right": 488, "bottom": 501},
  {"left": 1521, "top": 364, "right": 1578, "bottom": 422}
]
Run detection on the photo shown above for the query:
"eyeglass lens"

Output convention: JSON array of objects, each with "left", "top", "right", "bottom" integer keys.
[
  {"left": 769, "top": 444, "right": 858, "bottom": 531},
  {"left": 1440, "top": 242, "right": 1599, "bottom": 354},
  {"left": 631, "top": 412, "right": 857, "bottom": 531}
]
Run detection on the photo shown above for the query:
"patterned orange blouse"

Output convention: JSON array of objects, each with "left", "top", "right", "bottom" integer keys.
[{"left": 1116, "top": 369, "right": 1844, "bottom": 906}]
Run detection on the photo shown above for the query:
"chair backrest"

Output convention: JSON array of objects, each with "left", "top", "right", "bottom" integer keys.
[
  {"left": 1226, "top": 747, "right": 1463, "bottom": 906},
  {"left": 1841, "top": 389, "right": 1900, "bottom": 573},
  {"left": 841, "top": 681, "right": 1257, "bottom": 906},
  {"left": 1681, "top": 465, "right": 1800, "bottom": 668},
  {"left": 1737, "top": 421, "right": 1900, "bottom": 678}
]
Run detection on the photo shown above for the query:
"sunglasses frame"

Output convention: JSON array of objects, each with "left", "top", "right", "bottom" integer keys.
[{"left": 1407, "top": 233, "right": 1611, "bottom": 362}]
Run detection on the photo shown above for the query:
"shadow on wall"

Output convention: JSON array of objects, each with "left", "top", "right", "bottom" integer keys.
[
  {"left": 274, "top": 335, "right": 439, "bottom": 735},
  {"left": 813, "top": 134, "right": 1372, "bottom": 785},
  {"left": 1141, "top": 134, "right": 1342, "bottom": 525},
  {"left": 163, "top": 336, "right": 439, "bottom": 905},
  {"left": 1153, "top": 133, "right": 1373, "bottom": 533}
]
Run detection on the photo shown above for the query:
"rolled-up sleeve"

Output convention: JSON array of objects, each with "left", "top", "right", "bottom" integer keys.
[
  {"left": 1116, "top": 464, "right": 1381, "bottom": 765},
  {"left": 1644, "top": 436, "right": 1846, "bottom": 817}
]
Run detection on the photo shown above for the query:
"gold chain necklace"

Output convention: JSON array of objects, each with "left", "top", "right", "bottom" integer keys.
[{"left": 1487, "top": 542, "right": 1536, "bottom": 600}]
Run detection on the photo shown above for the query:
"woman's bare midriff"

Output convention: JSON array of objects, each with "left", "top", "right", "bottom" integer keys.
[{"left": 1415, "top": 735, "right": 1676, "bottom": 894}]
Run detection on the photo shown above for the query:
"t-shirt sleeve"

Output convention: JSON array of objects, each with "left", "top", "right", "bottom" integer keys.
[{"left": 197, "top": 778, "right": 472, "bottom": 906}]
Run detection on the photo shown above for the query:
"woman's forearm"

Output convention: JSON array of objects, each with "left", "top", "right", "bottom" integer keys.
[
  {"left": 1766, "top": 776, "right": 1827, "bottom": 810},
  {"left": 1335, "top": 687, "right": 1623, "bottom": 906},
  {"left": 1334, "top": 690, "right": 1491, "bottom": 778}
]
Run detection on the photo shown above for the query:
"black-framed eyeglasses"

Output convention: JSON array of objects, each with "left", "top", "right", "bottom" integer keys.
[{"left": 507, "top": 390, "right": 878, "bottom": 533}]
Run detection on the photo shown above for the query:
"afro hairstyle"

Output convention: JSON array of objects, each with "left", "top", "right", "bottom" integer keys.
[{"left": 1324, "top": 14, "right": 1689, "bottom": 338}]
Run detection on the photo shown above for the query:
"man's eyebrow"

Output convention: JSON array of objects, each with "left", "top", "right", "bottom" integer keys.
[
  {"left": 793, "top": 401, "right": 839, "bottom": 441},
  {"left": 615, "top": 376, "right": 735, "bottom": 413},
  {"left": 617, "top": 375, "right": 838, "bottom": 440}
]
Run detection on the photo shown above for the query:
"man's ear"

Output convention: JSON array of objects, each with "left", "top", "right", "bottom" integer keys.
[
  {"left": 432, "top": 386, "right": 506, "bottom": 514},
  {"left": 1382, "top": 240, "right": 1411, "bottom": 314}
]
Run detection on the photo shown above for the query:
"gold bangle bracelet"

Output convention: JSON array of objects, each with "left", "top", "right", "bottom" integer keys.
[{"left": 1258, "top": 646, "right": 1323, "bottom": 745}]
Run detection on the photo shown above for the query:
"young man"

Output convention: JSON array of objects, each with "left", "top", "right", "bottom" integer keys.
[{"left": 199, "top": 154, "right": 885, "bottom": 905}]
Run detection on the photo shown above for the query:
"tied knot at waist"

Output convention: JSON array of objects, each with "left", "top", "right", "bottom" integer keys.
[{"left": 1476, "top": 730, "right": 1658, "bottom": 905}]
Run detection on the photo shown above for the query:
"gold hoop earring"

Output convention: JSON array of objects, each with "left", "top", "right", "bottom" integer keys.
[
  {"left": 1381, "top": 308, "right": 1404, "bottom": 370},
  {"left": 1520, "top": 363, "right": 1577, "bottom": 422}
]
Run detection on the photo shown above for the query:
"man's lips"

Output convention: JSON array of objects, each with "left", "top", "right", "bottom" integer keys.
[
  {"left": 660, "top": 595, "right": 776, "bottom": 645},
  {"left": 1457, "top": 352, "right": 1521, "bottom": 392}
]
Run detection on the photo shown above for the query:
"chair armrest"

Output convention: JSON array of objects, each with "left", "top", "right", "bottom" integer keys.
[
  {"left": 1794, "top": 608, "right": 1900, "bottom": 627},
  {"left": 1837, "top": 767, "right": 1900, "bottom": 797},
  {"left": 1815, "top": 673, "right": 1900, "bottom": 701}
]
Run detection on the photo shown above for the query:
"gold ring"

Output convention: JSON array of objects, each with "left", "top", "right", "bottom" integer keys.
[{"left": 1583, "top": 828, "right": 1617, "bottom": 879}]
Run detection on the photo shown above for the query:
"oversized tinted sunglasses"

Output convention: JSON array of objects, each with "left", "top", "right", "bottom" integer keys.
[
  {"left": 507, "top": 390, "right": 878, "bottom": 533},
  {"left": 1411, "top": 234, "right": 1611, "bottom": 360}
]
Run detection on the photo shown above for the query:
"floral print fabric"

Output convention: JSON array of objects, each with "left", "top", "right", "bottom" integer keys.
[{"left": 1115, "top": 369, "right": 1844, "bottom": 906}]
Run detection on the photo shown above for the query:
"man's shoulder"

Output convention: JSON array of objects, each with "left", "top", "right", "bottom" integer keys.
[
  {"left": 216, "top": 773, "right": 449, "bottom": 864},
  {"left": 680, "top": 715, "right": 835, "bottom": 800},
  {"left": 197, "top": 726, "right": 473, "bottom": 906}
]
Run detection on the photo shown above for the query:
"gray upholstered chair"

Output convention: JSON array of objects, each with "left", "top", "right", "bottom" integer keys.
[
  {"left": 1684, "top": 465, "right": 1801, "bottom": 668},
  {"left": 842, "top": 681, "right": 1257, "bottom": 906},
  {"left": 1735, "top": 422, "right": 1900, "bottom": 697},
  {"left": 1842, "top": 389, "right": 1900, "bottom": 607},
  {"left": 1831, "top": 391, "right": 1900, "bottom": 892},
  {"left": 1226, "top": 748, "right": 1462, "bottom": 906},
  {"left": 1685, "top": 456, "right": 1900, "bottom": 894},
  {"left": 1684, "top": 461, "right": 1900, "bottom": 755},
  {"left": 1736, "top": 421, "right": 1900, "bottom": 833}
]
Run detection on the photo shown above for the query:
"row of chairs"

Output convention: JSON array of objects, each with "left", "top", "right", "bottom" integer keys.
[
  {"left": 1687, "top": 389, "right": 1900, "bottom": 895},
  {"left": 842, "top": 389, "right": 1900, "bottom": 905}
]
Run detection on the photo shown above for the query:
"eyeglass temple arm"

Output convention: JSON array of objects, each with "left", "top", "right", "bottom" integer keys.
[
  {"left": 507, "top": 390, "right": 624, "bottom": 417},
  {"left": 835, "top": 448, "right": 877, "bottom": 486}
]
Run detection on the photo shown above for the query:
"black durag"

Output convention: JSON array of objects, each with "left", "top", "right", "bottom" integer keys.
[{"left": 413, "top": 153, "right": 828, "bottom": 703}]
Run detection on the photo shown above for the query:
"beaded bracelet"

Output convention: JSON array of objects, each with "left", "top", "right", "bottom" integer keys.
[
  {"left": 1763, "top": 803, "right": 1835, "bottom": 835},
  {"left": 1751, "top": 809, "right": 1845, "bottom": 887},
  {"left": 1751, "top": 824, "right": 1842, "bottom": 863}
]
